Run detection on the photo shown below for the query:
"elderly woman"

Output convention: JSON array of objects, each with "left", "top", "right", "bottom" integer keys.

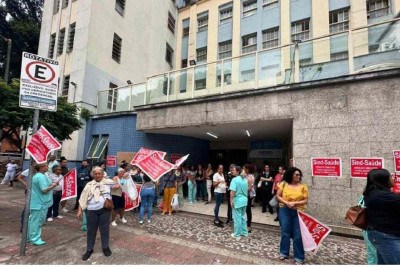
[
  {"left": 77, "top": 166, "right": 115, "bottom": 261},
  {"left": 277, "top": 167, "right": 308, "bottom": 265},
  {"left": 46, "top": 165, "right": 64, "bottom": 222},
  {"left": 229, "top": 165, "right": 248, "bottom": 239},
  {"left": 28, "top": 163, "right": 58, "bottom": 246},
  {"left": 111, "top": 168, "right": 128, "bottom": 226}
]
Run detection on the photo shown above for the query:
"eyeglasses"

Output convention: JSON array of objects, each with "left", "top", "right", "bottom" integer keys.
[{"left": 294, "top": 173, "right": 301, "bottom": 177}]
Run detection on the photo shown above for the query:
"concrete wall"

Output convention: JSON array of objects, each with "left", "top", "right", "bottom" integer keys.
[{"left": 135, "top": 70, "right": 400, "bottom": 228}]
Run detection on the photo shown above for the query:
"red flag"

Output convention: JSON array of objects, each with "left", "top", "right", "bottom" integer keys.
[
  {"left": 124, "top": 184, "right": 142, "bottom": 211},
  {"left": 26, "top": 126, "right": 62, "bottom": 164},
  {"left": 136, "top": 152, "right": 174, "bottom": 182},
  {"left": 131, "top": 148, "right": 166, "bottom": 166},
  {"left": 298, "top": 211, "right": 331, "bottom": 253},
  {"left": 61, "top": 168, "right": 77, "bottom": 201}
]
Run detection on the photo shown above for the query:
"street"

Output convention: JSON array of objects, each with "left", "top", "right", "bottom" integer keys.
[{"left": 0, "top": 185, "right": 366, "bottom": 265}]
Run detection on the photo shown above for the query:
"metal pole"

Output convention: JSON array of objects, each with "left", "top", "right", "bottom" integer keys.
[
  {"left": 4, "top": 38, "right": 12, "bottom": 83},
  {"left": 20, "top": 109, "right": 40, "bottom": 256}
]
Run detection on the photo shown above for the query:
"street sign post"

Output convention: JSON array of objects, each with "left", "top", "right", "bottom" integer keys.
[{"left": 19, "top": 52, "right": 59, "bottom": 256}]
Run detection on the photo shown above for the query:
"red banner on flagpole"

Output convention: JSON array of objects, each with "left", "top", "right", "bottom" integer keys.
[
  {"left": 61, "top": 168, "right": 77, "bottom": 202},
  {"left": 124, "top": 184, "right": 142, "bottom": 211},
  {"left": 26, "top": 126, "right": 62, "bottom": 164},
  {"left": 137, "top": 152, "right": 175, "bottom": 182},
  {"left": 298, "top": 211, "right": 332, "bottom": 253},
  {"left": 131, "top": 148, "right": 167, "bottom": 166}
]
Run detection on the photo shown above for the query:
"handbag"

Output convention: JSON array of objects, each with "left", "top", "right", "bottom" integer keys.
[
  {"left": 345, "top": 206, "right": 367, "bottom": 229},
  {"left": 269, "top": 195, "right": 278, "bottom": 207},
  {"left": 103, "top": 195, "right": 114, "bottom": 210}
]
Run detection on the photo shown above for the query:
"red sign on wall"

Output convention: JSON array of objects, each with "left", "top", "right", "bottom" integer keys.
[
  {"left": 311, "top": 158, "right": 342, "bottom": 178},
  {"left": 26, "top": 126, "right": 62, "bottom": 164},
  {"left": 350, "top": 157, "right": 384, "bottom": 179},
  {"left": 392, "top": 173, "right": 400, "bottom": 194},
  {"left": 124, "top": 184, "right": 142, "bottom": 211},
  {"left": 393, "top": 151, "right": 400, "bottom": 172},
  {"left": 106, "top": 155, "right": 117, "bottom": 167}
]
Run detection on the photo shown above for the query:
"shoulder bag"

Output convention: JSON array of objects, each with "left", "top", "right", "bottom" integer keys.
[
  {"left": 103, "top": 195, "right": 114, "bottom": 210},
  {"left": 345, "top": 198, "right": 367, "bottom": 230}
]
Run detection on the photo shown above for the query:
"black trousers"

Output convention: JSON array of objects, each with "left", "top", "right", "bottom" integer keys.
[
  {"left": 86, "top": 208, "right": 111, "bottom": 251},
  {"left": 226, "top": 191, "right": 232, "bottom": 222},
  {"left": 47, "top": 191, "right": 62, "bottom": 218},
  {"left": 246, "top": 196, "right": 254, "bottom": 227},
  {"left": 260, "top": 187, "right": 273, "bottom": 213},
  {"left": 75, "top": 186, "right": 84, "bottom": 209}
]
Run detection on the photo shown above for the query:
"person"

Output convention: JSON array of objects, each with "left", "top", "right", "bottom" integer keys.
[
  {"left": 182, "top": 164, "right": 189, "bottom": 199},
  {"left": 139, "top": 174, "right": 155, "bottom": 224},
  {"left": 1, "top": 159, "right": 18, "bottom": 185},
  {"left": 46, "top": 165, "right": 64, "bottom": 222},
  {"left": 195, "top": 164, "right": 206, "bottom": 201},
  {"left": 259, "top": 164, "right": 274, "bottom": 214},
  {"left": 213, "top": 164, "right": 226, "bottom": 227},
  {"left": 364, "top": 169, "right": 400, "bottom": 264},
  {"left": 74, "top": 159, "right": 92, "bottom": 211},
  {"left": 243, "top": 164, "right": 256, "bottom": 233},
  {"left": 277, "top": 167, "right": 308, "bottom": 265},
  {"left": 162, "top": 170, "right": 178, "bottom": 215},
  {"left": 358, "top": 195, "right": 377, "bottom": 265},
  {"left": 28, "top": 163, "right": 58, "bottom": 246},
  {"left": 205, "top": 164, "right": 214, "bottom": 204},
  {"left": 273, "top": 165, "right": 285, "bottom": 221},
  {"left": 17, "top": 169, "right": 30, "bottom": 233},
  {"left": 225, "top": 164, "right": 235, "bottom": 225},
  {"left": 111, "top": 168, "right": 127, "bottom": 226},
  {"left": 187, "top": 170, "right": 197, "bottom": 204},
  {"left": 59, "top": 157, "right": 69, "bottom": 213},
  {"left": 77, "top": 166, "right": 116, "bottom": 261},
  {"left": 229, "top": 165, "right": 248, "bottom": 240},
  {"left": 176, "top": 167, "right": 185, "bottom": 209},
  {"left": 47, "top": 155, "right": 59, "bottom": 174}
]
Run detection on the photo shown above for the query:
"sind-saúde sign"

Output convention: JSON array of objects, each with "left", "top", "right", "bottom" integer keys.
[
  {"left": 392, "top": 173, "right": 400, "bottom": 194},
  {"left": 61, "top": 168, "right": 77, "bottom": 201},
  {"left": 125, "top": 184, "right": 142, "bottom": 211},
  {"left": 350, "top": 157, "right": 384, "bottom": 179},
  {"left": 174, "top": 154, "right": 190, "bottom": 168},
  {"left": 136, "top": 152, "right": 174, "bottom": 182},
  {"left": 311, "top": 158, "right": 342, "bottom": 178},
  {"left": 130, "top": 148, "right": 167, "bottom": 166},
  {"left": 19, "top": 52, "right": 59, "bottom": 111},
  {"left": 106, "top": 155, "right": 117, "bottom": 167},
  {"left": 26, "top": 126, "right": 62, "bottom": 164},
  {"left": 298, "top": 211, "right": 332, "bottom": 253},
  {"left": 393, "top": 151, "right": 400, "bottom": 172}
]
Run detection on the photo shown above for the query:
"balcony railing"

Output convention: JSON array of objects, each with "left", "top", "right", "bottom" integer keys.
[{"left": 97, "top": 18, "right": 400, "bottom": 114}]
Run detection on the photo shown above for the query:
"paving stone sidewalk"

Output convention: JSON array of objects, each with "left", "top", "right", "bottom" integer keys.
[{"left": 0, "top": 186, "right": 366, "bottom": 265}]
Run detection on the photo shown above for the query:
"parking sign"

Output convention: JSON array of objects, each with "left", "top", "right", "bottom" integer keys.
[{"left": 19, "top": 52, "right": 59, "bottom": 111}]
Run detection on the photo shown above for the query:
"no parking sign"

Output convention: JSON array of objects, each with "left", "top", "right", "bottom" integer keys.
[{"left": 19, "top": 52, "right": 59, "bottom": 111}]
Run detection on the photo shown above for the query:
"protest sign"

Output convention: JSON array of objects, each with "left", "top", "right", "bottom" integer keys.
[
  {"left": 393, "top": 151, "right": 400, "bottom": 172},
  {"left": 311, "top": 158, "right": 342, "bottom": 177},
  {"left": 170, "top": 154, "right": 183, "bottom": 164},
  {"left": 298, "top": 211, "right": 332, "bottom": 253},
  {"left": 174, "top": 154, "right": 190, "bottom": 168},
  {"left": 61, "top": 168, "right": 77, "bottom": 201},
  {"left": 350, "top": 157, "right": 384, "bottom": 178},
  {"left": 131, "top": 148, "right": 167, "bottom": 166},
  {"left": 137, "top": 152, "right": 175, "bottom": 181},
  {"left": 392, "top": 173, "right": 400, "bottom": 194},
  {"left": 124, "top": 184, "right": 142, "bottom": 211},
  {"left": 26, "top": 126, "right": 62, "bottom": 164}
]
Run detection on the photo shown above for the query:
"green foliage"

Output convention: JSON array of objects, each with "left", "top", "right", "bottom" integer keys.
[
  {"left": 0, "top": 79, "right": 83, "bottom": 143},
  {"left": 80, "top": 107, "right": 93, "bottom": 121}
]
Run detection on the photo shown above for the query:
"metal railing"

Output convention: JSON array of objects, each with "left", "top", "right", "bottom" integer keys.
[{"left": 97, "top": 18, "right": 400, "bottom": 114}]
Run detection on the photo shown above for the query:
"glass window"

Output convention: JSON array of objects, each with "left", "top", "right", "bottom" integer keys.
[
  {"left": 220, "top": 4, "right": 233, "bottom": 25},
  {"left": 197, "top": 47, "right": 207, "bottom": 63},
  {"left": 330, "top": 51, "right": 349, "bottom": 61},
  {"left": 291, "top": 19, "right": 310, "bottom": 41},
  {"left": 262, "top": 27, "right": 279, "bottom": 49},
  {"left": 219, "top": 41, "right": 232, "bottom": 59},
  {"left": 263, "top": 0, "right": 278, "bottom": 8},
  {"left": 48, "top": 33, "right": 56, "bottom": 58},
  {"left": 62, "top": 75, "right": 70, "bottom": 97},
  {"left": 67, "top": 23, "right": 76, "bottom": 52},
  {"left": 107, "top": 83, "right": 118, "bottom": 111},
  {"left": 367, "top": 0, "right": 390, "bottom": 20},
  {"left": 197, "top": 13, "right": 208, "bottom": 32},
  {"left": 242, "top": 33, "right": 257, "bottom": 53},
  {"left": 112, "top": 33, "right": 122, "bottom": 63},
  {"left": 165, "top": 43, "right": 174, "bottom": 66},
  {"left": 243, "top": 0, "right": 257, "bottom": 17},
  {"left": 168, "top": 12, "right": 176, "bottom": 34},
  {"left": 86, "top": 136, "right": 99, "bottom": 159},
  {"left": 92, "top": 136, "right": 109, "bottom": 159},
  {"left": 329, "top": 9, "right": 349, "bottom": 33},
  {"left": 57, "top": 28, "right": 65, "bottom": 56},
  {"left": 115, "top": 0, "right": 125, "bottom": 16},
  {"left": 53, "top": 0, "right": 60, "bottom": 14}
]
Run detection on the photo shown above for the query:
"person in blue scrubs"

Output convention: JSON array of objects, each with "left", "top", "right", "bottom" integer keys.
[{"left": 28, "top": 163, "right": 59, "bottom": 246}]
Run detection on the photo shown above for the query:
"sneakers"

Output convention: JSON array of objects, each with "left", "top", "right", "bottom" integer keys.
[
  {"left": 214, "top": 220, "right": 223, "bottom": 227},
  {"left": 57, "top": 215, "right": 63, "bottom": 219},
  {"left": 121, "top": 217, "right": 127, "bottom": 223},
  {"left": 82, "top": 250, "right": 93, "bottom": 261},
  {"left": 103, "top": 247, "right": 112, "bottom": 257},
  {"left": 47, "top": 217, "right": 53, "bottom": 222},
  {"left": 231, "top": 233, "right": 240, "bottom": 240},
  {"left": 61, "top": 208, "right": 68, "bottom": 213},
  {"left": 111, "top": 221, "right": 117, "bottom": 226},
  {"left": 139, "top": 221, "right": 143, "bottom": 224},
  {"left": 147, "top": 220, "right": 151, "bottom": 223}
]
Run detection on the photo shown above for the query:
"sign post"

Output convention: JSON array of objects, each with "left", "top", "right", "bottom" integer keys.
[{"left": 19, "top": 52, "right": 59, "bottom": 256}]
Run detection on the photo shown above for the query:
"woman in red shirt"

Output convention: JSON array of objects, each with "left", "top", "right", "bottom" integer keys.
[{"left": 272, "top": 166, "right": 285, "bottom": 221}]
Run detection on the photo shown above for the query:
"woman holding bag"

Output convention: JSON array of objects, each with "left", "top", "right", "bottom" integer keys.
[{"left": 77, "top": 167, "right": 116, "bottom": 261}]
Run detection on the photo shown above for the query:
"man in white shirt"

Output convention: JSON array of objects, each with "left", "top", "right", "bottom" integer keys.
[
  {"left": 1, "top": 160, "right": 18, "bottom": 185},
  {"left": 213, "top": 164, "right": 226, "bottom": 227}
]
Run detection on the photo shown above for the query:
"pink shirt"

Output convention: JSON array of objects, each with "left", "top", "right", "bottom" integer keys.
[{"left": 273, "top": 173, "right": 282, "bottom": 191}]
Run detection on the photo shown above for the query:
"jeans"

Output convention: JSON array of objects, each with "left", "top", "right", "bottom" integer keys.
[
  {"left": 261, "top": 187, "right": 273, "bottom": 213},
  {"left": 47, "top": 191, "right": 62, "bottom": 218},
  {"left": 279, "top": 207, "right": 304, "bottom": 263},
  {"left": 214, "top": 192, "right": 223, "bottom": 222},
  {"left": 188, "top": 180, "right": 197, "bottom": 203},
  {"left": 368, "top": 229, "right": 400, "bottom": 264},
  {"left": 86, "top": 208, "right": 111, "bottom": 251},
  {"left": 233, "top": 206, "right": 248, "bottom": 237},
  {"left": 139, "top": 187, "right": 155, "bottom": 221},
  {"left": 196, "top": 180, "right": 207, "bottom": 200},
  {"left": 362, "top": 230, "right": 377, "bottom": 264}
]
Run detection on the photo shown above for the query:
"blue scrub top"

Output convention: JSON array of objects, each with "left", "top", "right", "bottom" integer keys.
[
  {"left": 229, "top": 175, "right": 248, "bottom": 208},
  {"left": 30, "top": 172, "right": 53, "bottom": 210}
]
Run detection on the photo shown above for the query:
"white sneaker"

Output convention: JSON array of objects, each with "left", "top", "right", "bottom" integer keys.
[
  {"left": 121, "top": 217, "right": 127, "bottom": 224},
  {"left": 147, "top": 220, "right": 151, "bottom": 223},
  {"left": 111, "top": 221, "right": 117, "bottom": 226},
  {"left": 231, "top": 233, "right": 240, "bottom": 240},
  {"left": 139, "top": 221, "right": 143, "bottom": 224},
  {"left": 61, "top": 208, "right": 68, "bottom": 213},
  {"left": 57, "top": 215, "right": 63, "bottom": 219},
  {"left": 47, "top": 217, "right": 53, "bottom": 222}
]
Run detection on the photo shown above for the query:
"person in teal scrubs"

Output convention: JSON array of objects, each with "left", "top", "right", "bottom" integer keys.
[
  {"left": 229, "top": 165, "right": 248, "bottom": 239},
  {"left": 28, "top": 163, "right": 59, "bottom": 245}
]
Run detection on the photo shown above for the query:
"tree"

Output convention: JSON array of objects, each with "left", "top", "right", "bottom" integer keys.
[
  {"left": 0, "top": 79, "right": 83, "bottom": 151},
  {"left": 0, "top": 0, "right": 43, "bottom": 81}
]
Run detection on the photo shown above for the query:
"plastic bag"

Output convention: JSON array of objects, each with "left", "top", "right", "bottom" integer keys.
[
  {"left": 171, "top": 194, "right": 179, "bottom": 211},
  {"left": 269, "top": 195, "right": 278, "bottom": 207},
  {"left": 121, "top": 176, "right": 138, "bottom": 201}
]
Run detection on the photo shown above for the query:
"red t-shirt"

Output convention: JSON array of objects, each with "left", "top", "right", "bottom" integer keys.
[{"left": 273, "top": 173, "right": 282, "bottom": 191}]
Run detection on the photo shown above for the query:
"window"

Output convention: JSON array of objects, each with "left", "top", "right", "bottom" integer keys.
[
  {"left": 195, "top": 78, "right": 206, "bottom": 90},
  {"left": 112, "top": 33, "right": 122, "bottom": 63},
  {"left": 168, "top": 12, "right": 176, "bottom": 34},
  {"left": 196, "top": 47, "right": 207, "bottom": 63},
  {"left": 220, "top": 4, "right": 233, "bottom": 24},
  {"left": 183, "top": 25, "right": 189, "bottom": 37},
  {"left": 262, "top": 27, "right": 279, "bottom": 49},
  {"left": 53, "top": 0, "right": 60, "bottom": 14},
  {"left": 329, "top": 9, "right": 349, "bottom": 33},
  {"left": 242, "top": 33, "right": 257, "bottom": 53},
  {"left": 217, "top": 73, "right": 232, "bottom": 86},
  {"left": 86, "top": 135, "right": 109, "bottom": 159},
  {"left": 219, "top": 41, "right": 232, "bottom": 59},
  {"left": 367, "top": 0, "right": 389, "bottom": 20},
  {"left": 107, "top": 83, "right": 118, "bottom": 111},
  {"left": 115, "top": 0, "right": 125, "bottom": 16},
  {"left": 243, "top": 0, "right": 257, "bottom": 17},
  {"left": 291, "top": 19, "right": 310, "bottom": 41},
  {"left": 263, "top": 0, "right": 278, "bottom": 8},
  {"left": 48, "top": 33, "right": 56, "bottom": 58},
  {"left": 240, "top": 70, "right": 255, "bottom": 82},
  {"left": 165, "top": 43, "right": 174, "bottom": 66},
  {"left": 181, "top": 59, "right": 188, "bottom": 68},
  {"left": 62, "top": 75, "right": 70, "bottom": 97},
  {"left": 197, "top": 12, "right": 208, "bottom": 32},
  {"left": 330, "top": 51, "right": 348, "bottom": 61},
  {"left": 62, "top": 0, "right": 68, "bottom": 9},
  {"left": 299, "top": 58, "right": 312, "bottom": 66},
  {"left": 67, "top": 23, "right": 75, "bottom": 52},
  {"left": 57, "top": 28, "right": 65, "bottom": 56}
]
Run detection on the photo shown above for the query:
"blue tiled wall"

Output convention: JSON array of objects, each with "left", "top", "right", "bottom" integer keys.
[{"left": 85, "top": 114, "right": 210, "bottom": 174}]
